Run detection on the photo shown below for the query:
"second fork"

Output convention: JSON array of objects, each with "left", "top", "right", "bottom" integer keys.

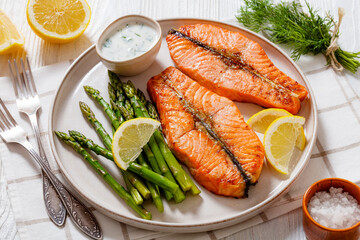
[
  {"left": 0, "top": 98, "right": 102, "bottom": 239},
  {"left": 8, "top": 58, "right": 67, "bottom": 226}
]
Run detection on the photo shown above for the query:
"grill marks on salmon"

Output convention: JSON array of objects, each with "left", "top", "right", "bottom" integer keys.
[
  {"left": 147, "top": 67, "right": 264, "bottom": 197},
  {"left": 166, "top": 24, "right": 308, "bottom": 114},
  {"left": 177, "top": 24, "right": 308, "bottom": 100}
]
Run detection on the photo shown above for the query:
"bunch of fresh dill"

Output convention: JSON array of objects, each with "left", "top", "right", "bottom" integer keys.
[{"left": 236, "top": 0, "right": 360, "bottom": 73}]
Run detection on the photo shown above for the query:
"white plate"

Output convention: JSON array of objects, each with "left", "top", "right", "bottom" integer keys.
[{"left": 48, "top": 18, "right": 317, "bottom": 233}]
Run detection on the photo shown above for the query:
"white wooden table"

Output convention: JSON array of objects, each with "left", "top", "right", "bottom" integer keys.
[{"left": 1, "top": 0, "right": 359, "bottom": 239}]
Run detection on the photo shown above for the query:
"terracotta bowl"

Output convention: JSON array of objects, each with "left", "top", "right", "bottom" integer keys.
[{"left": 302, "top": 178, "right": 360, "bottom": 240}]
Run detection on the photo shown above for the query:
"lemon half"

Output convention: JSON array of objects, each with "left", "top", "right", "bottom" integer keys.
[
  {"left": 112, "top": 118, "right": 160, "bottom": 170},
  {"left": 26, "top": 0, "right": 91, "bottom": 43}
]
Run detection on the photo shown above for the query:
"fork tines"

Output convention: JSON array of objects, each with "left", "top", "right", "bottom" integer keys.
[
  {"left": 0, "top": 98, "right": 17, "bottom": 132},
  {"left": 8, "top": 58, "right": 38, "bottom": 100}
]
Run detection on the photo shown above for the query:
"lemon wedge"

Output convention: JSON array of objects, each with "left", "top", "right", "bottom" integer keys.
[
  {"left": 26, "top": 0, "right": 91, "bottom": 43},
  {"left": 0, "top": 10, "right": 24, "bottom": 54},
  {"left": 263, "top": 116, "right": 306, "bottom": 174},
  {"left": 295, "top": 126, "right": 306, "bottom": 151},
  {"left": 112, "top": 118, "right": 160, "bottom": 170},
  {"left": 247, "top": 108, "right": 292, "bottom": 134}
]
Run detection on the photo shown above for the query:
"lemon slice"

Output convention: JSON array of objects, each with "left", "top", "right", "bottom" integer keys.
[
  {"left": 264, "top": 116, "right": 306, "bottom": 174},
  {"left": 26, "top": 0, "right": 91, "bottom": 43},
  {"left": 112, "top": 118, "right": 160, "bottom": 170},
  {"left": 296, "top": 126, "right": 306, "bottom": 151},
  {"left": 247, "top": 108, "right": 292, "bottom": 134},
  {"left": 0, "top": 10, "right": 24, "bottom": 54}
]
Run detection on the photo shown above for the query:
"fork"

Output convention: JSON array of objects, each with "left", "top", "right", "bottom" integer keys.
[
  {"left": 8, "top": 58, "right": 67, "bottom": 226},
  {"left": 0, "top": 98, "right": 103, "bottom": 240}
]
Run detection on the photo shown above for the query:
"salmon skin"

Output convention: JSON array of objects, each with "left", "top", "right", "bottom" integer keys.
[
  {"left": 166, "top": 24, "right": 308, "bottom": 114},
  {"left": 147, "top": 66, "right": 264, "bottom": 198}
]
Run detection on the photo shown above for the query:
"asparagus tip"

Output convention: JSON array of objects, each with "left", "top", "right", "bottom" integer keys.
[
  {"left": 54, "top": 131, "right": 66, "bottom": 139},
  {"left": 126, "top": 80, "right": 135, "bottom": 89},
  {"left": 79, "top": 101, "right": 93, "bottom": 115},
  {"left": 55, "top": 131, "right": 75, "bottom": 143},
  {"left": 68, "top": 130, "right": 89, "bottom": 145},
  {"left": 83, "top": 85, "right": 99, "bottom": 95},
  {"left": 108, "top": 70, "right": 118, "bottom": 79}
]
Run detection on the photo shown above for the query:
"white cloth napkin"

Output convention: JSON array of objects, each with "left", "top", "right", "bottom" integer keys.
[
  {"left": 1, "top": 47, "right": 360, "bottom": 240},
  {"left": 0, "top": 150, "right": 19, "bottom": 240}
]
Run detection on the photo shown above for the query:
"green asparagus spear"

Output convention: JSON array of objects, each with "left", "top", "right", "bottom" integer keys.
[
  {"left": 69, "top": 130, "right": 179, "bottom": 195},
  {"left": 55, "top": 131, "right": 151, "bottom": 220},
  {"left": 108, "top": 71, "right": 124, "bottom": 101},
  {"left": 108, "top": 83, "right": 124, "bottom": 123},
  {"left": 153, "top": 131, "right": 201, "bottom": 195},
  {"left": 118, "top": 100, "right": 162, "bottom": 176},
  {"left": 118, "top": 103, "right": 171, "bottom": 199},
  {"left": 122, "top": 85, "right": 186, "bottom": 202},
  {"left": 124, "top": 99, "right": 134, "bottom": 117},
  {"left": 108, "top": 71, "right": 126, "bottom": 108},
  {"left": 123, "top": 82, "right": 193, "bottom": 193},
  {"left": 108, "top": 72, "right": 135, "bottom": 117},
  {"left": 108, "top": 74, "right": 166, "bottom": 209},
  {"left": 123, "top": 82, "right": 150, "bottom": 118},
  {"left": 118, "top": 89, "right": 177, "bottom": 201},
  {"left": 142, "top": 145, "right": 162, "bottom": 178},
  {"left": 79, "top": 102, "right": 149, "bottom": 199},
  {"left": 123, "top": 171, "right": 143, "bottom": 205},
  {"left": 146, "top": 100, "right": 158, "bottom": 119},
  {"left": 124, "top": 171, "right": 150, "bottom": 199},
  {"left": 108, "top": 71, "right": 170, "bottom": 202},
  {"left": 136, "top": 88, "right": 147, "bottom": 106},
  {"left": 146, "top": 100, "right": 201, "bottom": 195},
  {"left": 138, "top": 153, "right": 164, "bottom": 212},
  {"left": 79, "top": 101, "right": 113, "bottom": 150},
  {"left": 84, "top": 85, "right": 121, "bottom": 130},
  {"left": 118, "top": 105, "right": 134, "bottom": 122}
]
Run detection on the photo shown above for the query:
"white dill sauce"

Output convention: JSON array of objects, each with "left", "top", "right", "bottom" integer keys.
[{"left": 101, "top": 21, "right": 158, "bottom": 61}]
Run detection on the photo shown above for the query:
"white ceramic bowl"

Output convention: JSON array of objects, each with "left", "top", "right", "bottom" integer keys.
[{"left": 96, "top": 15, "right": 162, "bottom": 76}]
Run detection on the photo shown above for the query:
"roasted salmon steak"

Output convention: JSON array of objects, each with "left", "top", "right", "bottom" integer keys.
[
  {"left": 147, "top": 66, "right": 264, "bottom": 198},
  {"left": 166, "top": 24, "right": 308, "bottom": 114}
]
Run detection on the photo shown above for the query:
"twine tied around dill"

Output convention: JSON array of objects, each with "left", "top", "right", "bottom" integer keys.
[{"left": 326, "top": 8, "right": 345, "bottom": 72}]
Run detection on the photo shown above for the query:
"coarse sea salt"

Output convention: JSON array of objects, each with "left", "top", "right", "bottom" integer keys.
[{"left": 308, "top": 187, "right": 360, "bottom": 229}]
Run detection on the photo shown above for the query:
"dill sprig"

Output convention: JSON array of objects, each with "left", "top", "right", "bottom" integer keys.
[{"left": 236, "top": 0, "right": 360, "bottom": 73}]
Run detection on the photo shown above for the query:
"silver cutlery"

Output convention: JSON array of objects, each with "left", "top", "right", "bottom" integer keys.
[
  {"left": 8, "top": 58, "right": 67, "bottom": 226},
  {"left": 0, "top": 98, "right": 103, "bottom": 240}
]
